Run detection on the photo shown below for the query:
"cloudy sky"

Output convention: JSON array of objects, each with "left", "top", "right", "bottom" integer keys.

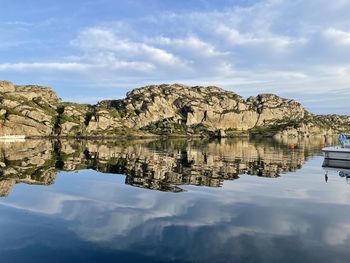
[{"left": 1, "top": 0, "right": 350, "bottom": 114}]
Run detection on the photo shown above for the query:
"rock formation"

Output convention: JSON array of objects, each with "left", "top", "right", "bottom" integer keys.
[{"left": 0, "top": 80, "right": 349, "bottom": 138}]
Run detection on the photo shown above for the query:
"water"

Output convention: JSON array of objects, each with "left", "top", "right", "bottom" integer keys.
[{"left": 0, "top": 137, "right": 349, "bottom": 263}]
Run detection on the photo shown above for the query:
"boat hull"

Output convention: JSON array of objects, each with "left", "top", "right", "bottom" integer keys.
[
  {"left": 323, "top": 158, "right": 350, "bottom": 170},
  {"left": 322, "top": 146, "right": 350, "bottom": 160}
]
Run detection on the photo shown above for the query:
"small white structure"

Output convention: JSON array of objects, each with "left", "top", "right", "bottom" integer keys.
[{"left": 0, "top": 135, "right": 26, "bottom": 142}]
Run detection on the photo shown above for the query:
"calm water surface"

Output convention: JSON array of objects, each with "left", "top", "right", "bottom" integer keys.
[{"left": 0, "top": 137, "right": 349, "bottom": 263}]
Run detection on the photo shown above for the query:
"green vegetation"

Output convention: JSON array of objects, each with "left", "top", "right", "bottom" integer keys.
[
  {"left": 32, "top": 97, "right": 57, "bottom": 116},
  {"left": 84, "top": 111, "right": 94, "bottom": 126},
  {"left": 249, "top": 118, "right": 302, "bottom": 136},
  {"left": 1, "top": 93, "right": 57, "bottom": 117},
  {"left": 0, "top": 106, "right": 24, "bottom": 120},
  {"left": 224, "top": 129, "right": 249, "bottom": 137},
  {"left": 141, "top": 121, "right": 224, "bottom": 138},
  {"left": 88, "top": 127, "right": 152, "bottom": 138},
  {"left": 221, "top": 108, "right": 241, "bottom": 114},
  {"left": 52, "top": 112, "right": 79, "bottom": 126},
  {"left": 141, "top": 119, "right": 189, "bottom": 136}
]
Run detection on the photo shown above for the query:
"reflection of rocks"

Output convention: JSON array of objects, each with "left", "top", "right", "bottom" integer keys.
[
  {"left": 0, "top": 137, "right": 326, "bottom": 196},
  {"left": 0, "top": 179, "right": 15, "bottom": 196},
  {"left": 0, "top": 140, "right": 57, "bottom": 196},
  {"left": 113, "top": 139, "right": 312, "bottom": 190}
]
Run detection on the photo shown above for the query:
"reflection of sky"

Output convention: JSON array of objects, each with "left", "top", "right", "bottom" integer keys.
[{"left": 1, "top": 157, "right": 350, "bottom": 262}]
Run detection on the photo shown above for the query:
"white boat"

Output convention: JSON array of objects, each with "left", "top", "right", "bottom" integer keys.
[
  {"left": 322, "top": 134, "right": 350, "bottom": 160},
  {"left": 323, "top": 146, "right": 350, "bottom": 160}
]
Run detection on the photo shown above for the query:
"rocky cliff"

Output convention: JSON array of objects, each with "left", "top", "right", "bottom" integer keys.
[{"left": 0, "top": 80, "right": 348, "bottom": 138}]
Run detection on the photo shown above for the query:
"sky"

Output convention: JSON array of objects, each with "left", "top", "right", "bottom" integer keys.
[{"left": 0, "top": 0, "right": 350, "bottom": 114}]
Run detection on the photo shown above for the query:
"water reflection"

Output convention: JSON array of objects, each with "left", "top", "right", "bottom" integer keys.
[
  {"left": 323, "top": 158, "right": 350, "bottom": 184},
  {"left": 0, "top": 137, "right": 330, "bottom": 196},
  {"left": 0, "top": 137, "right": 349, "bottom": 262}
]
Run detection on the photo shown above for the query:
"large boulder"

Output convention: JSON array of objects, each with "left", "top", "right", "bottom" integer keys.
[
  {"left": 0, "top": 80, "right": 15, "bottom": 93},
  {"left": 13, "top": 85, "right": 60, "bottom": 103}
]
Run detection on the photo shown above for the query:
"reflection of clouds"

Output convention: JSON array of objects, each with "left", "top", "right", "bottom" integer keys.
[
  {"left": 2, "top": 164, "right": 350, "bottom": 261},
  {"left": 323, "top": 224, "right": 350, "bottom": 245},
  {"left": 61, "top": 183, "right": 350, "bottom": 262},
  {"left": 66, "top": 195, "right": 197, "bottom": 242},
  {"left": 0, "top": 189, "right": 86, "bottom": 215}
]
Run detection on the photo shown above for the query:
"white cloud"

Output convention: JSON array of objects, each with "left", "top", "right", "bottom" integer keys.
[
  {"left": 2, "top": 0, "right": 350, "bottom": 113},
  {"left": 215, "top": 25, "right": 307, "bottom": 50},
  {"left": 71, "top": 27, "right": 188, "bottom": 68},
  {"left": 1, "top": 21, "right": 33, "bottom": 26},
  {"left": 323, "top": 28, "right": 350, "bottom": 45},
  {"left": 0, "top": 62, "right": 90, "bottom": 72},
  {"left": 150, "top": 35, "right": 227, "bottom": 57},
  {"left": 0, "top": 61, "right": 153, "bottom": 72}
]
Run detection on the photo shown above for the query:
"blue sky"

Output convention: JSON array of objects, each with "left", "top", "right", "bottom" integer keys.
[{"left": 1, "top": 0, "right": 350, "bottom": 114}]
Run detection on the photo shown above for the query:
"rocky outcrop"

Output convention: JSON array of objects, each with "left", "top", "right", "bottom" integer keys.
[
  {"left": 104, "top": 85, "right": 306, "bottom": 131},
  {"left": 98, "top": 84, "right": 345, "bottom": 137},
  {"left": 0, "top": 90, "right": 56, "bottom": 136},
  {"left": 0, "top": 80, "right": 15, "bottom": 93},
  {"left": 0, "top": 80, "right": 348, "bottom": 138},
  {"left": 12, "top": 85, "right": 59, "bottom": 104}
]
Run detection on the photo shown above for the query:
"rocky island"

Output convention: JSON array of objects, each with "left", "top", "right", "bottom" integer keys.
[{"left": 0, "top": 80, "right": 349, "bottom": 138}]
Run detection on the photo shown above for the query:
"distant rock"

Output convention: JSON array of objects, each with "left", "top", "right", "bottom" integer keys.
[{"left": 0, "top": 80, "right": 348, "bottom": 138}]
